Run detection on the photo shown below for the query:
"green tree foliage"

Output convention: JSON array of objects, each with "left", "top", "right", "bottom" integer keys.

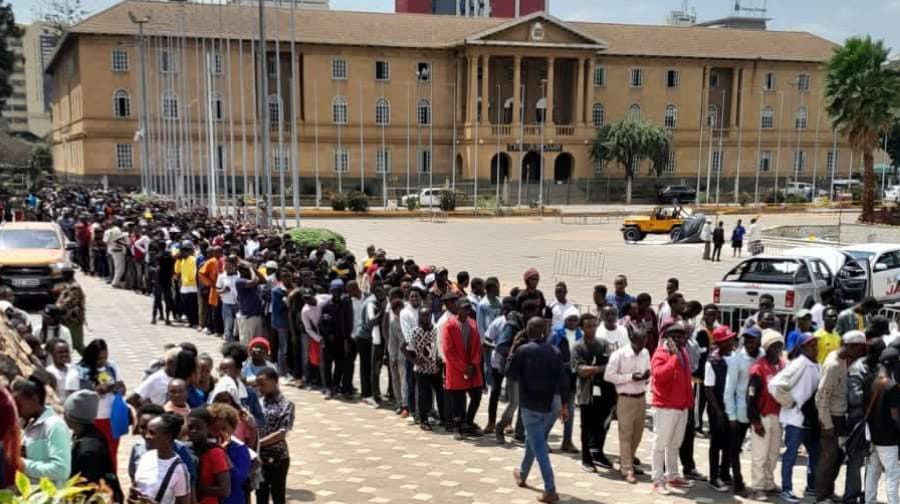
[
  {"left": 885, "top": 122, "right": 900, "bottom": 169},
  {"left": 589, "top": 119, "right": 671, "bottom": 203},
  {"left": 825, "top": 36, "right": 900, "bottom": 221}
]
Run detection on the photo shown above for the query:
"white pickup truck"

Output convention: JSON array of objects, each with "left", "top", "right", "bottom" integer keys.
[{"left": 714, "top": 252, "right": 867, "bottom": 312}]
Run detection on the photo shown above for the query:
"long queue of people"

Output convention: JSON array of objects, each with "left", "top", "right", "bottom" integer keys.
[{"left": 3, "top": 184, "right": 900, "bottom": 504}]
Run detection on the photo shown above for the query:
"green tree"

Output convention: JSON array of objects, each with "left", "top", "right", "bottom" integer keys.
[
  {"left": 0, "top": 1, "right": 21, "bottom": 112},
  {"left": 886, "top": 122, "right": 900, "bottom": 170},
  {"left": 589, "top": 119, "right": 671, "bottom": 203},
  {"left": 825, "top": 36, "right": 900, "bottom": 221}
]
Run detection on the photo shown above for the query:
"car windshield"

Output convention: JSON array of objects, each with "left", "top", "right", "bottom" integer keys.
[
  {"left": 846, "top": 250, "right": 875, "bottom": 264},
  {"left": 0, "top": 230, "right": 61, "bottom": 249},
  {"left": 723, "top": 258, "right": 808, "bottom": 285}
]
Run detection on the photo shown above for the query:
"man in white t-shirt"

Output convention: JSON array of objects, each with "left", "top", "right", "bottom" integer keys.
[
  {"left": 597, "top": 305, "right": 629, "bottom": 352},
  {"left": 46, "top": 339, "right": 75, "bottom": 401},
  {"left": 129, "top": 348, "right": 178, "bottom": 406},
  {"left": 547, "top": 281, "right": 578, "bottom": 328},
  {"left": 216, "top": 257, "right": 240, "bottom": 343}
]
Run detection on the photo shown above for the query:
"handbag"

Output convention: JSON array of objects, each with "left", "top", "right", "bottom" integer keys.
[
  {"left": 109, "top": 392, "right": 130, "bottom": 440},
  {"left": 842, "top": 378, "right": 888, "bottom": 455}
]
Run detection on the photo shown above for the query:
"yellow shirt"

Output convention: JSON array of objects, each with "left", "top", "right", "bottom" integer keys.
[
  {"left": 815, "top": 328, "right": 841, "bottom": 365},
  {"left": 174, "top": 254, "right": 199, "bottom": 290}
]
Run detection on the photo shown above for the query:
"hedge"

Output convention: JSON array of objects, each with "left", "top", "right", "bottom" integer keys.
[{"left": 286, "top": 227, "right": 347, "bottom": 254}]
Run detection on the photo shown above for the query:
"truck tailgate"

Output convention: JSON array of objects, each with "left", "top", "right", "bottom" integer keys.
[{"left": 715, "top": 282, "right": 796, "bottom": 310}]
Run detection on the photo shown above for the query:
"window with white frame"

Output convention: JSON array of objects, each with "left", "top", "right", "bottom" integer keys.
[
  {"left": 761, "top": 106, "right": 774, "bottom": 129},
  {"left": 332, "top": 96, "right": 348, "bottom": 124},
  {"left": 827, "top": 150, "right": 839, "bottom": 173},
  {"left": 664, "top": 150, "right": 677, "bottom": 174},
  {"left": 159, "top": 49, "right": 177, "bottom": 73},
  {"left": 214, "top": 93, "right": 225, "bottom": 121},
  {"left": 763, "top": 72, "right": 776, "bottom": 91},
  {"left": 629, "top": 68, "right": 644, "bottom": 88},
  {"left": 593, "top": 66, "right": 606, "bottom": 87},
  {"left": 707, "top": 105, "right": 718, "bottom": 128},
  {"left": 216, "top": 145, "right": 226, "bottom": 172},
  {"left": 115, "top": 143, "right": 132, "bottom": 170},
  {"left": 165, "top": 144, "right": 180, "bottom": 171},
  {"left": 375, "top": 60, "right": 390, "bottom": 81},
  {"left": 759, "top": 151, "right": 772, "bottom": 172},
  {"left": 628, "top": 104, "right": 641, "bottom": 121},
  {"left": 417, "top": 149, "right": 431, "bottom": 173},
  {"left": 797, "top": 73, "right": 810, "bottom": 92},
  {"left": 712, "top": 150, "right": 724, "bottom": 173},
  {"left": 111, "top": 49, "right": 128, "bottom": 72},
  {"left": 268, "top": 94, "right": 282, "bottom": 128},
  {"left": 376, "top": 149, "right": 391, "bottom": 174},
  {"left": 213, "top": 51, "right": 224, "bottom": 75},
  {"left": 593, "top": 159, "right": 606, "bottom": 175},
  {"left": 273, "top": 147, "right": 289, "bottom": 172},
  {"left": 161, "top": 92, "right": 179, "bottom": 119},
  {"left": 664, "top": 104, "right": 678, "bottom": 128},
  {"left": 795, "top": 106, "right": 808, "bottom": 129},
  {"left": 332, "top": 58, "right": 347, "bottom": 80},
  {"left": 666, "top": 69, "right": 679, "bottom": 89},
  {"left": 793, "top": 151, "right": 807, "bottom": 173},
  {"left": 113, "top": 89, "right": 130, "bottom": 118},
  {"left": 592, "top": 103, "right": 605, "bottom": 128},
  {"left": 333, "top": 148, "right": 349, "bottom": 173},
  {"left": 630, "top": 157, "right": 641, "bottom": 173},
  {"left": 416, "top": 62, "right": 431, "bottom": 82},
  {"left": 417, "top": 98, "right": 431, "bottom": 125},
  {"left": 267, "top": 56, "right": 277, "bottom": 78},
  {"left": 375, "top": 98, "right": 390, "bottom": 126}
]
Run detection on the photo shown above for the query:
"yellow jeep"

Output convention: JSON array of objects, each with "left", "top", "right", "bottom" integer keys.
[{"left": 621, "top": 206, "right": 690, "bottom": 242}]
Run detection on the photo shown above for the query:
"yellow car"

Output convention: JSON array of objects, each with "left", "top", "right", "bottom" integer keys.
[
  {"left": 0, "top": 221, "right": 74, "bottom": 300},
  {"left": 621, "top": 206, "right": 691, "bottom": 242}
]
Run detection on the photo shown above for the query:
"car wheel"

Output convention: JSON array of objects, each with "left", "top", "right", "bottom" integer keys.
[
  {"left": 669, "top": 227, "right": 683, "bottom": 241},
  {"left": 623, "top": 227, "right": 642, "bottom": 242}
]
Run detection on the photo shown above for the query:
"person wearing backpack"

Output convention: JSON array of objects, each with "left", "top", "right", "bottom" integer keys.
[
  {"left": 747, "top": 329, "right": 785, "bottom": 500},
  {"left": 771, "top": 333, "right": 820, "bottom": 503}
]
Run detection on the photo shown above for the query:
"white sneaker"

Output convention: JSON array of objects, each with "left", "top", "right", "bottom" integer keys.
[{"left": 362, "top": 397, "right": 378, "bottom": 408}]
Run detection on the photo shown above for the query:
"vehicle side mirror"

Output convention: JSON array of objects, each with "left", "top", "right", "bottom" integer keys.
[
  {"left": 875, "top": 263, "right": 888, "bottom": 272},
  {"left": 65, "top": 242, "right": 77, "bottom": 251}
]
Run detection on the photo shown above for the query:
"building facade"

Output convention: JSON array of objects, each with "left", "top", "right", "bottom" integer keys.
[
  {"left": 3, "top": 22, "right": 56, "bottom": 138},
  {"left": 397, "top": 0, "right": 546, "bottom": 17},
  {"left": 47, "top": 1, "right": 848, "bottom": 200}
]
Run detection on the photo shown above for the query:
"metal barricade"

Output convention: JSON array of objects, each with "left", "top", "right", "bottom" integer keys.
[
  {"left": 878, "top": 305, "right": 900, "bottom": 333},
  {"left": 418, "top": 210, "right": 448, "bottom": 223},
  {"left": 553, "top": 249, "right": 605, "bottom": 282},
  {"left": 718, "top": 304, "right": 795, "bottom": 333},
  {"left": 558, "top": 214, "right": 615, "bottom": 225}
]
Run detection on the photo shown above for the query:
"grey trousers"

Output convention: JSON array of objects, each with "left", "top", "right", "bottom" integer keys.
[{"left": 499, "top": 378, "right": 520, "bottom": 427}]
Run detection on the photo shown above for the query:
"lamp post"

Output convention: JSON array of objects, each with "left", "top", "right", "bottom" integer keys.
[{"left": 129, "top": 12, "right": 151, "bottom": 194}]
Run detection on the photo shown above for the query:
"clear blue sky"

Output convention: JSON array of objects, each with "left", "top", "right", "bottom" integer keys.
[{"left": 10, "top": 0, "right": 900, "bottom": 55}]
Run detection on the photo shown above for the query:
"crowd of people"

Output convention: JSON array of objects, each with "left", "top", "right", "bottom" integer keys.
[{"left": 1, "top": 184, "right": 900, "bottom": 504}]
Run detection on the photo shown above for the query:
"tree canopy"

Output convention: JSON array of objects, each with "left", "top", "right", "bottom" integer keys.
[{"left": 589, "top": 119, "right": 671, "bottom": 203}]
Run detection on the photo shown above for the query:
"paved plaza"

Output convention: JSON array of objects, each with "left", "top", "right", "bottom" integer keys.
[{"left": 84, "top": 210, "right": 857, "bottom": 503}]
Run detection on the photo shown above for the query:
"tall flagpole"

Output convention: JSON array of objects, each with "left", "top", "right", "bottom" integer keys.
[
  {"left": 774, "top": 91, "right": 785, "bottom": 200},
  {"left": 495, "top": 83, "right": 501, "bottom": 205},
  {"left": 250, "top": 36, "right": 260, "bottom": 220},
  {"left": 206, "top": 50, "right": 217, "bottom": 214},
  {"left": 336, "top": 78, "right": 342, "bottom": 194},
  {"left": 517, "top": 83, "right": 524, "bottom": 208},
  {"left": 754, "top": 89, "right": 764, "bottom": 204},
  {"left": 238, "top": 7, "right": 248, "bottom": 214},
  {"left": 381, "top": 79, "right": 387, "bottom": 209},
  {"left": 314, "top": 81, "right": 320, "bottom": 208},
  {"left": 258, "top": 0, "right": 272, "bottom": 224},
  {"left": 705, "top": 93, "right": 715, "bottom": 203},
  {"left": 359, "top": 81, "right": 365, "bottom": 193},
  {"left": 696, "top": 68, "right": 706, "bottom": 197},
  {"left": 451, "top": 79, "right": 457, "bottom": 191},
  {"left": 830, "top": 129, "right": 838, "bottom": 198},
  {"left": 794, "top": 87, "right": 805, "bottom": 182},
  {"left": 734, "top": 75, "right": 745, "bottom": 202},
  {"left": 275, "top": 0, "right": 285, "bottom": 228},
  {"left": 812, "top": 87, "right": 823, "bottom": 199},
  {"left": 473, "top": 83, "right": 479, "bottom": 210},
  {"left": 227, "top": 37, "right": 237, "bottom": 216},
  {"left": 714, "top": 90, "right": 726, "bottom": 204},
  {"left": 428, "top": 65, "right": 434, "bottom": 211},
  {"left": 290, "top": 0, "right": 300, "bottom": 227},
  {"left": 406, "top": 81, "right": 411, "bottom": 198}
]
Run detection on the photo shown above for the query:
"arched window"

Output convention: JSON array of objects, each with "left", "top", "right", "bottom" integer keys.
[
  {"left": 213, "top": 93, "right": 224, "bottom": 121},
  {"left": 707, "top": 104, "right": 718, "bottom": 128},
  {"left": 161, "top": 92, "right": 178, "bottom": 119},
  {"left": 417, "top": 98, "right": 431, "bottom": 126},
  {"left": 332, "top": 96, "right": 347, "bottom": 125},
  {"left": 375, "top": 97, "right": 390, "bottom": 126},
  {"left": 113, "top": 89, "right": 130, "bottom": 118},
  {"left": 761, "top": 106, "right": 774, "bottom": 129},
  {"left": 592, "top": 103, "right": 605, "bottom": 128},
  {"left": 664, "top": 104, "right": 677, "bottom": 129},
  {"left": 628, "top": 104, "right": 641, "bottom": 121},
  {"left": 268, "top": 94, "right": 282, "bottom": 129},
  {"left": 795, "top": 106, "right": 808, "bottom": 129}
]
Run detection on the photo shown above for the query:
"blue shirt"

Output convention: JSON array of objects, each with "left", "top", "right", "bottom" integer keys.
[
  {"left": 271, "top": 285, "right": 288, "bottom": 330},
  {"left": 731, "top": 225, "right": 746, "bottom": 242},
  {"left": 187, "top": 384, "right": 205, "bottom": 408},
  {"left": 723, "top": 347, "right": 759, "bottom": 423},
  {"left": 224, "top": 440, "right": 251, "bottom": 504},
  {"left": 476, "top": 297, "right": 501, "bottom": 337},
  {"left": 606, "top": 293, "right": 636, "bottom": 314}
]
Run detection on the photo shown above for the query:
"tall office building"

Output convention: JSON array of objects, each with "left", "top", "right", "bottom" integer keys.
[
  {"left": 1, "top": 22, "right": 55, "bottom": 137},
  {"left": 396, "top": 0, "right": 546, "bottom": 17}
]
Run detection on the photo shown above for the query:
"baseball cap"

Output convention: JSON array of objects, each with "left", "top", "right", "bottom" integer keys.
[
  {"left": 741, "top": 326, "right": 763, "bottom": 340},
  {"left": 712, "top": 325, "right": 736, "bottom": 344},
  {"left": 795, "top": 309, "right": 813, "bottom": 320},
  {"left": 842, "top": 330, "right": 866, "bottom": 345},
  {"left": 761, "top": 329, "right": 784, "bottom": 351}
]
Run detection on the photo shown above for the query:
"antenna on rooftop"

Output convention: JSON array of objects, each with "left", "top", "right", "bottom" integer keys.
[{"left": 733, "top": 0, "right": 767, "bottom": 18}]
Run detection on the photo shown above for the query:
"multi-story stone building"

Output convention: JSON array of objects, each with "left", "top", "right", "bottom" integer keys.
[
  {"left": 3, "top": 22, "right": 56, "bottom": 138},
  {"left": 46, "top": 0, "right": 848, "bottom": 200}
]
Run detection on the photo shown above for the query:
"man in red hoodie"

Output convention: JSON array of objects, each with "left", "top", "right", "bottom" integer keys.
[
  {"left": 440, "top": 297, "right": 484, "bottom": 441},
  {"left": 651, "top": 319, "right": 695, "bottom": 495}
]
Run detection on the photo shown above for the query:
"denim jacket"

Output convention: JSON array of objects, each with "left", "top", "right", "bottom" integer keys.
[{"left": 724, "top": 347, "right": 759, "bottom": 423}]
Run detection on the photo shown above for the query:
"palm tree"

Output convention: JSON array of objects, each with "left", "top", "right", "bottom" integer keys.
[
  {"left": 589, "top": 119, "right": 670, "bottom": 203},
  {"left": 825, "top": 36, "right": 900, "bottom": 221}
]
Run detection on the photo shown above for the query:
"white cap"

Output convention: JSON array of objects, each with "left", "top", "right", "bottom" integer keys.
[{"left": 842, "top": 330, "right": 866, "bottom": 345}]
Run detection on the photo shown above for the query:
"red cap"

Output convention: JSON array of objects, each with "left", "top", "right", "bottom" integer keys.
[
  {"left": 248, "top": 337, "right": 271, "bottom": 353},
  {"left": 712, "top": 325, "right": 736, "bottom": 344}
]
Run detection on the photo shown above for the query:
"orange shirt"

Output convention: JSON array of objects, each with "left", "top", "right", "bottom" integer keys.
[{"left": 199, "top": 258, "right": 220, "bottom": 306}]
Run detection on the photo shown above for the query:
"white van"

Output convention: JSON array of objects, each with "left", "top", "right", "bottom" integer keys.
[{"left": 843, "top": 243, "right": 900, "bottom": 303}]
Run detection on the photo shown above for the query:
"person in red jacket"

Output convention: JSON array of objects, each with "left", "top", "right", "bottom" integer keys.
[
  {"left": 440, "top": 297, "right": 484, "bottom": 440},
  {"left": 651, "top": 319, "right": 695, "bottom": 495},
  {"left": 747, "top": 329, "right": 785, "bottom": 499}
]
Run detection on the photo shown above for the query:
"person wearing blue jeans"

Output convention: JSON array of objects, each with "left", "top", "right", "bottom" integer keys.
[
  {"left": 781, "top": 425, "right": 819, "bottom": 498},
  {"left": 550, "top": 311, "right": 582, "bottom": 453},
  {"left": 777, "top": 334, "right": 821, "bottom": 503},
  {"left": 508, "top": 316, "right": 570, "bottom": 503},
  {"left": 270, "top": 272, "right": 292, "bottom": 376}
]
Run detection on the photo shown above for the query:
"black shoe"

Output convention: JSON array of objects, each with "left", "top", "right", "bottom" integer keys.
[
  {"left": 466, "top": 424, "right": 484, "bottom": 437},
  {"left": 453, "top": 431, "right": 465, "bottom": 441},
  {"left": 580, "top": 463, "right": 597, "bottom": 473},
  {"left": 594, "top": 455, "right": 613, "bottom": 469},
  {"left": 710, "top": 479, "right": 730, "bottom": 493},
  {"left": 684, "top": 469, "right": 707, "bottom": 481},
  {"left": 633, "top": 467, "right": 646, "bottom": 476},
  {"left": 633, "top": 457, "right": 642, "bottom": 466}
]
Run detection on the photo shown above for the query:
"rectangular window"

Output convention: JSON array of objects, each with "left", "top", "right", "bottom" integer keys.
[
  {"left": 333, "top": 148, "right": 349, "bottom": 173},
  {"left": 267, "top": 56, "right": 277, "bottom": 78},
  {"left": 417, "top": 62, "right": 431, "bottom": 82},
  {"left": 375, "top": 60, "right": 390, "bottom": 81},
  {"left": 115, "top": 144, "right": 132, "bottom": 170},
  {"left": 332, "top": 58, "right": 347, "bottom": 80},
  {"left": 417, "top": 149, "right": 431, "bottom": 173},
  {"left": 710, "top": 73, "right": 719, "bottom": 88},
  {"left": 630, "top": 157, "right": 641, "bottom": 173},
  {"left": 798, "top": 73, "right": 810, "bottom": 92},
  {"left": 216, "top": 145, "right": 225, "bottom": 172},
  {"left": 214, "top": 52, "right": 224, "bottom": 76},
  {"left": 764, "top": 72, "right": 776, "bottom": 91},
  {"left": 165, "top": 144, "right": 180, "bottom": 172},
  {"left": 593, "top": 159, "right": 605, "bottom": 175},
  {"left": 593, "top": 66, "right": 606, "bottom": 87},
  {"left": 376, "top": 149, "right": 391, "bottom": 174},
  {"left": 159, "top": 49, "right": 177, "bottom": 73},
  {"left": 712, "top": 150, "right": 724, "bottom": 173},
  {"left": 793, "top": 151, "right": 807, "bottom": 173},
  {"left": 827, "top": 150, "right": 839, "bottom": 173},
  {"left": 664, "top": 150, "right": 676, "bottom": 174},
  {"left": 629, "top": 68, "right": 643, "bottom": 88},
  {"left": 666, "top": 69, "right": 679, "bottom": 89},
  {"left": 111, "top": 49, "right": 128, "bottom": 72},
  {"left": 273, "top": 147, "right": 289, "bottom": 172},
  {"left": 760, "top": 151, "right": 772, "bottom": 172}
]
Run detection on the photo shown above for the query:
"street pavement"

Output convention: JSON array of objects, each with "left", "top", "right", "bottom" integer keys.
[{"left": 80, "top": 210, "right": 860, "bottom": 503}]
